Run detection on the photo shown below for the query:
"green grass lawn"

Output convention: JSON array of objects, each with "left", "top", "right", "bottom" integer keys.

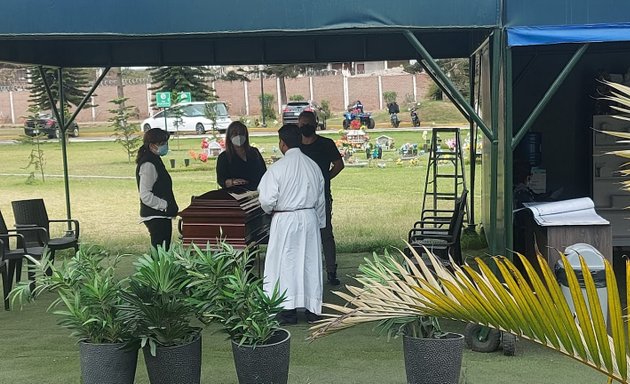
[
  {"left": 0, "top": 130, "right": 480, "bottom": 255},
  {"left": 0, "top": 131, "right": 614, "bottom": 383},
  {"left": 0, "top": 252, "right": 608, "bottom": 384}
]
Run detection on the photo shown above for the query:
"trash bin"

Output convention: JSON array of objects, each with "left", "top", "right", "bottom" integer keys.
[{"left": 555, "top": 243, "right": 608, "bottom": 324}]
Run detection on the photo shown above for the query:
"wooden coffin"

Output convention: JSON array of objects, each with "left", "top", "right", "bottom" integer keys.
[{"left": 178, "top": 187, "right": 269, "bottom": 248}]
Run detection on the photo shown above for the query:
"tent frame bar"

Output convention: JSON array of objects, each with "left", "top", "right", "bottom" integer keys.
[
  {"left": 511, "top": 44, "right": 589, "bottom": 149},
  {"left": 38, "top": 66, "right": 111, "bottom": 221},
  {"left": 403, "top": 30, "right": 494, "bottom": 141}
]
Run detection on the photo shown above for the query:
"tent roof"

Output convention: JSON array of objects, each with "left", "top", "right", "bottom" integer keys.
[{"left": 0, "top": 0, "right": 498, "bottom": 67}]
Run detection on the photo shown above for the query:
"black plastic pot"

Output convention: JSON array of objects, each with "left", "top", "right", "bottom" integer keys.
[
  {"left": 403, "top": 332, "right": 465, "bottom": 384},
  {"left": 231, "top": 328, "right": 291, "bottom": 384},
  {"left": 143, "top": 334, "right": 202, "bottom": 384},
  {"left": 79, "top": 342, "right": 138, "bottom": 384}
]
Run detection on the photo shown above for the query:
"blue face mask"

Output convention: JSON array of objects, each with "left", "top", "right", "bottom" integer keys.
[{"left": 157, "top": 143, "right": 169, "bottom": 156}]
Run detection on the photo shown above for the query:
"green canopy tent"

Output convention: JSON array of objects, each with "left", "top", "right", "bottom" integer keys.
[{"left": 4, "top": 0, "right": 630, "bottom": 256}]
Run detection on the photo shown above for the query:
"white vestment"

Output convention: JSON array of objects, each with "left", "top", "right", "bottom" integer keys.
[{"left": 258, "top": 148, "right": 326, "bottom": 314}]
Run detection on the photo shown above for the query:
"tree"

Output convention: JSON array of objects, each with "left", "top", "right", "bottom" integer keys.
[
  {"left": 19, "top": 105, "right": 47, "bottom": 183},
  {"left": 258, "top": 93, "right": 276, "bottom": 122},
  {"left": 109, "top": 97, "right": 141, "bottom": 163},
  {"left": 28, "top": 67, "right": 92, "bottom": 113},
  {"left": 260, "top": 64, "right": 327, "bottom": 105},
  {"left": 404, "top": 58, "right": 470, "bottom": 99},
  {"left": 382, "top": 91, "right": 397, "bottom": 105},
  {"left": 149, "top": 66, "right": 215, "bottom": 102}
]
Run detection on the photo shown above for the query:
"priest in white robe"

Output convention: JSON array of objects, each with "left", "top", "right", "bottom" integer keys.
[{"left": 258, "top": 124, "right": 326, "bottom": 324}]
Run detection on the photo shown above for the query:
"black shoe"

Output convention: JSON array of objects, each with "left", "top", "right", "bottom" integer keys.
[
  {"left": 276, "top": 309, "right": 297, "bottom": 325},
  {"left": 305, "top": 310, "right": 322, "bottom": 324},
  {"left": 327, "top": 271, "right": 340, "bottom": 286}
]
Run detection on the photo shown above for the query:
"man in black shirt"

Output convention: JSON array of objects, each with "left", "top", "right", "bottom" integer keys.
[{"left": 298, "top": 111, "right": 345, "bottom": 285}]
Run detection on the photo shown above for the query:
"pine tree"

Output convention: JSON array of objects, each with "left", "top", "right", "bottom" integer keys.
[
  {"left": 28, "top": 67, "right": 92, "bottom": 112},
  {"left": 109, "top": 97, "right": 141, "bottom": 163},
  {"left": 149, "top": 66, "right": 215, "bottom": 102}
]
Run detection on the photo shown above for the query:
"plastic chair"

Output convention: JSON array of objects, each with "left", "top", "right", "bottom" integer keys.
[
  {"left": 406, "top": 190, "right": 468, "bottom": 265},
  {"left": 0, "top": 210, "right": 46, "bottom": 310},
  {"left": 11, "top": 199, "right": 79, "bottom": 264},
  {"left": 0, "top": 240, "right": 10, "bottom": 310}
]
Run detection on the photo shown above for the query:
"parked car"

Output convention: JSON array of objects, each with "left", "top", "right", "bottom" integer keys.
[
  {"left": 141, "top": 101, "right": 232, "bottom": 134},
  {"left": 23, "top": 113, "right": 79, "bottom": 139},
  {"left": 281, "top": 101, "right": 327, "bottom": 130}
]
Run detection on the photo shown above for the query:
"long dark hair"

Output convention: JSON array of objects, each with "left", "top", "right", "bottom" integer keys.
[
  {"left": 136, "top": 128, "right": 170, "bottom": 164},
  {"left": 224, "top": 121, "right": 251, "bottom": 163}
]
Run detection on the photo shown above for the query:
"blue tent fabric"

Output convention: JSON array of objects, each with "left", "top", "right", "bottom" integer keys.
[
  {"left": 0, "top": 0, "right": 498, "bottom": 66},
  {"left": 507, "top": 23, "right": 630, "bottom": 47},
  {"left": 1, "top": 0, "right": 498, "bottom": 36}
]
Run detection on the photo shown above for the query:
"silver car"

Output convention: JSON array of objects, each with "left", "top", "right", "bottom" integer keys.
[{"left": 281, "top": 101, "right": 327, "bottom": 130}]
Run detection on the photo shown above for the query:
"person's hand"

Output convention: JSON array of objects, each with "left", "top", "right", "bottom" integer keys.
[{"left": 227, "top": 178, "right": 249, "bottom": 187}]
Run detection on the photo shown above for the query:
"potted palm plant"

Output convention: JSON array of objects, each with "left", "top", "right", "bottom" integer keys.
[
  {"left": 118, "top": 245, "right": 201, "bottom": 384},
  {"left": 179, "top": 242, "right": 289, "bottom": 384},
  {"left": 311, "top": 249, "right": 464, "bottom": 384},
  {"left": 10, "top": 246, "right": 138, "bottom": 384}
]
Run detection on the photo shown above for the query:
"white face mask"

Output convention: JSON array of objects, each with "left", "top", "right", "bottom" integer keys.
[{"left": 231, "top": 135, "right": 246, "bottom": 147}]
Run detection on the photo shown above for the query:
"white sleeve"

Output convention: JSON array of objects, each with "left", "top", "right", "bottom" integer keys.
[
  {"left": 138, "top": 162, "right": 168, "bottom": 212},
  {"left": 257, "top": 169, "right": 278, "bottom": 214}
]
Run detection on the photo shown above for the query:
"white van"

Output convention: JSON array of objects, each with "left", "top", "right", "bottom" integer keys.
[{"left": 142, "top": 101, "right": 232, "bottom": 134}]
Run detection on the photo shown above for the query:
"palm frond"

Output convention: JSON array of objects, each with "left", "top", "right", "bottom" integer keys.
[{"left": 310, "top": 247, "right": 630, "bottom": 383}]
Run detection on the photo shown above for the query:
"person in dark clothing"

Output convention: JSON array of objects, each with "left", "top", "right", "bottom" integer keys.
[
  {"left": 136, "top": 128, "right": 178, "bottom": 250},
  {"left": 216, "top": 121, "right": 267, "bottom": 190},
  {"left": 298, "top": 111, "right": 345, "bottom": 285},
  {"left": 387, "top": 101, "right": 400, "bottom": 114}
]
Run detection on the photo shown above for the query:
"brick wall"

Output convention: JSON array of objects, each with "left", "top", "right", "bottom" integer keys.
[{"left": 0, "top": 73, "right": 430, "bottom": 124}]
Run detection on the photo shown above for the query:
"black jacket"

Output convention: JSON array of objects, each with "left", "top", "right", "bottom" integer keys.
[{"left": 136, "top": 152, "right": 178, "bottom": 217}]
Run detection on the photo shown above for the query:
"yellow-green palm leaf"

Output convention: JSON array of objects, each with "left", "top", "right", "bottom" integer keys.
[{"left": 310, "top": 247, "right": 630, "bottom": 383}]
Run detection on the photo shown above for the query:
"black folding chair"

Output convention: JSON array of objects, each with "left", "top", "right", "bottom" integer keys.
[
  {"left": 0, "top": 240, "right": 10, "bottom": 310},
  {"left": 11, "top": 198, "right": 79, "bottom": 264},
  {"left": 405, "top": 190, "right": 468, "bottom": 265},
  {"left": 0, "top": 210, "right": 46, "bottom": 308}
]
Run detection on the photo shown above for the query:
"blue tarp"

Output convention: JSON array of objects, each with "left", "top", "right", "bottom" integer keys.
[{"left": 508, "top": 23, "right": 630, "bottom": 47}]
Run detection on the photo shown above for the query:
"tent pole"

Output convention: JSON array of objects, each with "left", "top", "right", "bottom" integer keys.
[
  {"left": 504, "top": 41, "right": 514, "bottom": 257},
  {"left": 468, "top": 54, "right": 477, "bottom": 230},
  {"left": 66, "top": 67, "right": 111, "bottom": 128},
  {"left": 57, "top": 68, "right": 72, "bottom": 223},
  {"left": 417, "top": 61, "right": 470, "bottom": 120},
  {"left": 511, "top": 44, "right": 589, "bottom": 149},
  {"left": 489, "top": 29, "right": 501, "bottom": 257},
  {"left": 403, "top": 30, "right": 493, "bottom": 141},
  {"left": 38, "top": 66, "right": 62, "bottom": 125}
]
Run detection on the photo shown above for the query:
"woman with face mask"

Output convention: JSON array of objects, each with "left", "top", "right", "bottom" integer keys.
[
  {"left": 135, "top": 128, "right": 179, "bottom": 250},
  {"left": 216, "top": 121, "right": 267, "bottom": 190}
]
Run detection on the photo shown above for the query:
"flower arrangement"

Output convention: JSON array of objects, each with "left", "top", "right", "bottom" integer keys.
[
  {"left": 189, "top": 150, "right": 208, "bottom": 162},
  {"left": 190, "top": 138, "right": 225, "bottom": 162},
  {"left": 350, "top": 119, "right": 361, "bottom": 129}
]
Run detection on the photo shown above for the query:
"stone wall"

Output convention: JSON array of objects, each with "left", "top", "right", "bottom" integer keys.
[{"left": 0, "top": 73, "right": 430, "bottom": 124}]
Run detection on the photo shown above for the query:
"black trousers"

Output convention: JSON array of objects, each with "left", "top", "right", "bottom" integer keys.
[
  {"left": 321, "top": 198, "right": 337, "bottom": 273},
  {"left": 144, "top": 218, "right": 172, "bottom": 251}
]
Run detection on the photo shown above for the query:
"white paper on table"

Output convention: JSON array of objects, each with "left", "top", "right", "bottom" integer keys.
[{"left": 523, "top": 197, "right": 609, "bottom": 226}]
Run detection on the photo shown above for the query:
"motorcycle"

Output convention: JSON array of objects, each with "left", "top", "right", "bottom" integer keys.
[
  {"left": 410, "top": 107, "right": 420, "bottom": 127},
  {"left": 390, "top": 112, "right": 400, "bottom": 128}
]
